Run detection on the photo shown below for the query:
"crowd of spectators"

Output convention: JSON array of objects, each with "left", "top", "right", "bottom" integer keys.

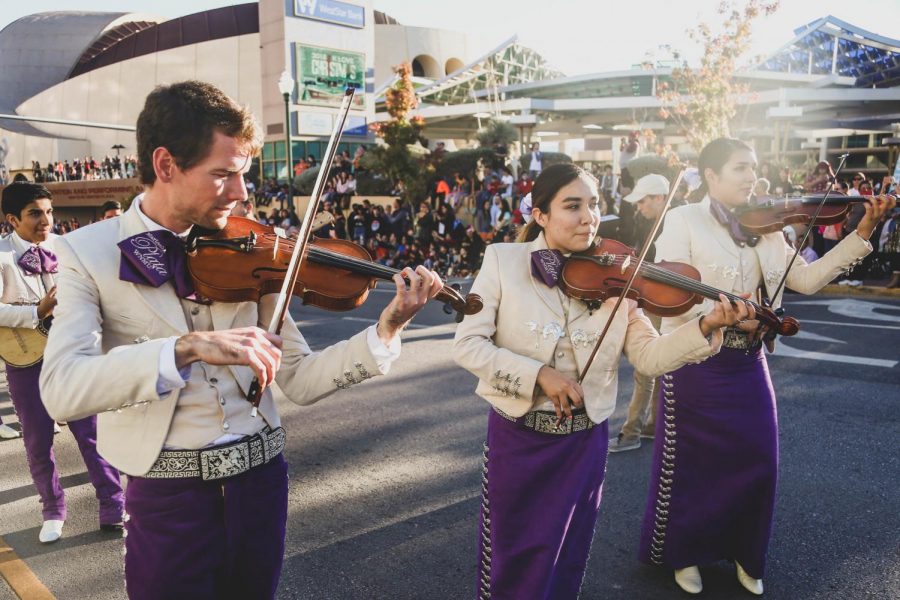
[
  {"left": 30, "top": 155, "right": 137, "bottom": 182},
  {"left": 14, "top": 142, "right": 899, "bottom": 288}
]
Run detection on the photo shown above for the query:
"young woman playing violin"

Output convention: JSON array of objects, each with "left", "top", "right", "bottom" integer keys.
[
  {"left": 453, "top": 163, "right": 752, "bottom": 600},
  {"left": 637, "top": 138, "right": 896, "bottom": 596}
]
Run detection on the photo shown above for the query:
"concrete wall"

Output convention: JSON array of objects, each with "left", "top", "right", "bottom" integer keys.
[
  {"left": 374, "top": 24, "right": 471, "bottom": 86},
  {"left": 10, "top": 34, "right": 262, "bottom": 170}
]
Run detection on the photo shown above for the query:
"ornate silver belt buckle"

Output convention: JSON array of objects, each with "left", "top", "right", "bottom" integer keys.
[{"left": 200, "top": 443, "right": 251, "bottom": 481}]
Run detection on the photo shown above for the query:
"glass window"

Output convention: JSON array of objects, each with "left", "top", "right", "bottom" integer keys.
[{"left": 274, "top": 141, "right": 286, "bottom": 160}]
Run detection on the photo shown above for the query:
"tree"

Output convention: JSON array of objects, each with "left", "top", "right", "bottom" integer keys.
[
  {"left": 656, "top": 0, "right": 779, "bottom": 152},
  {"left": 365, "top": 63, "right": 431, "bottom": 201}
]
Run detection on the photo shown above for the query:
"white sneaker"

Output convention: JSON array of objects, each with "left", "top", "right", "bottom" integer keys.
[
  {"left": 847, "top": 280, "right": 862, "bottom": 287},
  {"left": 0, "top": 423, "right": 20, "bottom": 439},
  {"left": 837, "top": 279, "right": 851, "bottom": 286},
  {"left": 674, "top": 566, "right": 703, "bottom": 594},
  {"left": 39, "top": 520, "right": 64, "bottom": 544},
  {"left": 736, "top": 562, "right": 764, "bottom": 595}
]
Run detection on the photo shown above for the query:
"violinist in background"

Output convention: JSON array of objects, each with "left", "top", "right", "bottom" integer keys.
[
  {"left": 39, "top": 80, "right": 443, "bottom": 600},
  {"left": 637, "top": 137, "right": 895, "bottom": 596},
  {"left": 452, "top": 163, "right": 751, "bottom": 600}
]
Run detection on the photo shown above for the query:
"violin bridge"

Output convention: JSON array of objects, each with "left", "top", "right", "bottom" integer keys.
[
  {"left": 273, "top": 227, "right": 288, "bottom": 261},
  {"left": 620, "top": 254, "right": 631, "bottom": 274}
]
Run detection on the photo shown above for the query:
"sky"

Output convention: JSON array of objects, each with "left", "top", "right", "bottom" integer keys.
[{"left": 2, "top": 0, "right": 899, "bottom": 75}]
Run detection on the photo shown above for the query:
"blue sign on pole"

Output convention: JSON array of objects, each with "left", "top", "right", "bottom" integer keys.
[{"left": 293, "top": 0, "right": 365, "bottom": 29}]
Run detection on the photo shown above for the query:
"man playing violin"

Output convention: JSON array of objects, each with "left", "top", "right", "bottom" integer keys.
[
  {"left": 637, "top": 138, "right": 895, "bottom": 596},
  {"left": 39, "top": 81, "right": 442, "bottom": 599}
]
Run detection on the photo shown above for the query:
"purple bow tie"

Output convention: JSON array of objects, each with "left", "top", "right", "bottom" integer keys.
[
  {"left": 709, "top": 197, "right": 759, "bottom": 247},
  {"left": 118, "top": 230, "right": 196, "bottom": 299},
  {"left": 18, "top": 245, "right": 58, "bottom": 276},
  {"left": 531, "top": 249, "right": 565, "bottom": 288}
]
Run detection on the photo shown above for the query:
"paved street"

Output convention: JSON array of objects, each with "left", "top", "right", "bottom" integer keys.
[{"left": 0, "top": 288, "right": 897, "bottom": 599}]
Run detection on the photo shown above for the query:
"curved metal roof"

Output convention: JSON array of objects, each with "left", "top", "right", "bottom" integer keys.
[
  {"left": 758, "top": 15, "right": 900, "bottom": 88},
  {"left": 0, "top": 11, "right": 164, "bottom": 135},
  {"left": 67, "top": 3, "right": 259, "bottom": 80}
]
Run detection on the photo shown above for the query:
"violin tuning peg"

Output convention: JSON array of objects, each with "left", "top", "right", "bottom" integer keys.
[{"left": 451, "top": 283, "right": 462, "bottom": 292}]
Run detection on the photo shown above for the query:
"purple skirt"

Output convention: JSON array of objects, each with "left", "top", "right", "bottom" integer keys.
[
  {"left": 477, "top": 408, "right": 609, "bottom": 600},
  {"left": 638, "top": 347, "right": 778, "bottom": 579}
]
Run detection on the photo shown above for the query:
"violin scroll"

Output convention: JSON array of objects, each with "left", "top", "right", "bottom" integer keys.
[{"left": 439, "top": 283, "right": 483, "bottom": 323}]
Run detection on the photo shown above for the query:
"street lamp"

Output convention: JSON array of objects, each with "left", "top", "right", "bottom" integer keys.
[
  {"left": 111, "top": 143, "right": 125, "bottom": 156},
  {"left": 277, "top": 69, "right": 295, "bottom": 213}
]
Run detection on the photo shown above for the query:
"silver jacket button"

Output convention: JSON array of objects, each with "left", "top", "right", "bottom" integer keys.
[{"left": 222, "top": 421, "right": 230, "bottom": 431}]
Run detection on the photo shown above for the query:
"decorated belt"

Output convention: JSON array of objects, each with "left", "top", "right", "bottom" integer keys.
[
  {"left": 144, "top": 426, "right": 286, "bottom": 481},
  {"left": 494, "top": 406, "right": 595, "bottom": 436},
  {"left": 722, "top": 327, "right": 759, "bottom": 350}
]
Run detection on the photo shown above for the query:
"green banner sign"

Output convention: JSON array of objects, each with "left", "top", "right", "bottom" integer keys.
[{"left": 296, "top": 44, "right": 366, "bottom": 109}]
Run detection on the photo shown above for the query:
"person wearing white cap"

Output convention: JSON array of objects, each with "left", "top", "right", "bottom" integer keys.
[{"left": 608, "top": 173, "right": 670, "bottom": 453}]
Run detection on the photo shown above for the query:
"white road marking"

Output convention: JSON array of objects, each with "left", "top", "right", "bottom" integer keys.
[
  {"left": 799, "top": 319, "right": 900, "bottom": 330},
  {"left": 788, "top": 298, "right": 900, "bottom": 322}
]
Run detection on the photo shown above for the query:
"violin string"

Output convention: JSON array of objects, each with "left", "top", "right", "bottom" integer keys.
[
  {"left": 579, "top": 254, "right": 773, "bottom": 322},
  {"left": 255, "top": 234, "right": 400, "bottom": 280}
]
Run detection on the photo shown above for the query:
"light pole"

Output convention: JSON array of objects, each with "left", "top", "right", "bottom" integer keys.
[{"left": 277, "top": 69, "right": 295, "bottom": 213}]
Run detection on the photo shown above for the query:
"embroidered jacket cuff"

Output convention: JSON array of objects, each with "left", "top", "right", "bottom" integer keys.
[
  {"left": 851, "top": 229, "right": 874, "bottom": 252},
  {"left": 366, "top": 324, "right": 401, "bottom": 374},
  {"left": 157, "top": 336, "right": 190, "bottom": 396}
]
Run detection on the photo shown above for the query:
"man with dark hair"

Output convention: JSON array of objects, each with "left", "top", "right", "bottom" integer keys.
[
  {"left": 100, "top": 200, "right": 122, "bottom": 220},
  {"left": 0, "top": 182, "right": 123, "bottom": 541},
  {"left": 39, "top": 81, "right": 442, "bottom": 599}
]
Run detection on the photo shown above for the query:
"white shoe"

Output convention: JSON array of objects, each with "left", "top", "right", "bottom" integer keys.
[
  {"left": 736, "top": 562, "right": 764, "bottom": 595},
  {"left": 0, "top": 423, "right": 20, "bottom": 439},
  {"left": 674, "top": 566, "right": 702, "bottom": 594},
  {"left": 39, "top": 520, "right": 64, "bottom": 544}
]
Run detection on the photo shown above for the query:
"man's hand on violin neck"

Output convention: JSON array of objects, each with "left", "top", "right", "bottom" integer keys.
[
  {"left": 376, "top": 266, "right": 443, "bottom": 346},
  {"left": 175, "top": 327, "right": 284, "bottom": 388},
  {"left": 856, "top": 194, "right": 897, "bottom": 240}
]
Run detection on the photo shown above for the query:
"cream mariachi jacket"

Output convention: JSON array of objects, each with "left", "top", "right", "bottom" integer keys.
[
  {"left": 655, "top": 196, "right": 872, "bottom": 334},
  {"left": 453, "top": 233, "right": 722, "bottom": 425},
  {"left": 39, "top": 206, "right": 385, "bottom": 475},
  {"left": 0, "top": 232, "right": 58, "bottom": 329}
]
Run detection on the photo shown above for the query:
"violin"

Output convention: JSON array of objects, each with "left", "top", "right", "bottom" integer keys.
[
  {"left": 737, "top": 193, "right": 896, "bottom": 235},
  {"left": 186, "top": 216, "right": 484, "bottom": 322},
  {"left": 559, "top": 238, "right": 799, "bottom": 337}
]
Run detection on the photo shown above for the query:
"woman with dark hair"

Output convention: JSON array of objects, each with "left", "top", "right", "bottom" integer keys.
[
  {"left": 805, "top": 160, "right": 834, "bottom": 193},
  {"left": 453, "top": 163, "right": 751, "bottom": 599},
  {"left": 475, "top": 199, "right": 492, "bottom": 234},
  {"left": 638, "top": 138, "right": 895, "bottom": 595}
]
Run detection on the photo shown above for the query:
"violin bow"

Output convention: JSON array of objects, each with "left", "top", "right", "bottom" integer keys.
[
  {"left": 245, "top": 87, "right": 356, "bottom": 417},
  {"left": 768, "top": 153, "right": 849, "bottom": 307},
  {"left": 577, "top": 169, "right": 685, "bottom": 384}
]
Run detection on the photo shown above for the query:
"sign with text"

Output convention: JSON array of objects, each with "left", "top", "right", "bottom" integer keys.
[
  {"left": 296, "top": 44, "right": 366, "bottom": 109},
  {"left": 293, "top": 0, "right": 364, "bottom": 29},
  {"left": 0, "top": 178, "right": 143, "bottom": 208}
]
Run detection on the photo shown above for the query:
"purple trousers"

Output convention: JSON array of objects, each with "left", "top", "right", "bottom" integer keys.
[
  {"left": 638, "top": 347, "right": 778, "bottom": 579},
  {"left": 477, "top": 409, "right": 609, "bottom": 600},
  {"left": 124, "top": 452, "right": 289, "bottom": 600},
  {"left": 7, "top": 361, "right": 123, "bottom": 523}
]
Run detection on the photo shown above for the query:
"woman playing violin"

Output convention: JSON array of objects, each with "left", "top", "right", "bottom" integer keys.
[
  {"left": 638, "top": 138, "right": 895, "bottom": 596},
  {"left": 453, "top": 163, "right": 752, "bottom": 600}
]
